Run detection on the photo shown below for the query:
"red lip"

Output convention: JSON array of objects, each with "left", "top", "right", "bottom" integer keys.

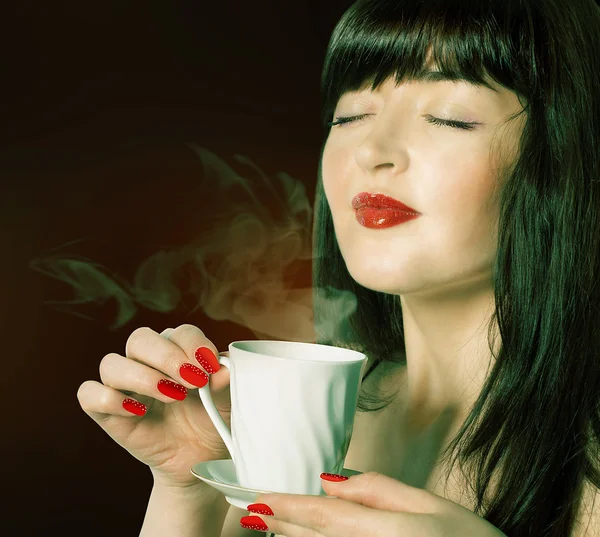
[{"left": 352, "top": 192, "right": 420, "bottom": 213}]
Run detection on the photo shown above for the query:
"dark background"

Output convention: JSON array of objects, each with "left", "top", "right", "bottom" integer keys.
[{"left": 1, "top": 1, "right": 352, "bottom": 535}]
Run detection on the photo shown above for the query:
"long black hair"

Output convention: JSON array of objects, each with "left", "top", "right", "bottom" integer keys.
[{"left": 312, "top": 0, "right": 600, "bottom": 535}]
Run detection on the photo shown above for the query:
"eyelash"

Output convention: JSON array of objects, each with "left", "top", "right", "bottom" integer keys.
[{"left": 327, "top": 113, "right": 477, "bottom": 131}]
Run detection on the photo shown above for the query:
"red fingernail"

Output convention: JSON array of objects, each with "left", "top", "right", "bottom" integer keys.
[
  {"left": 122, "top": 398, "right": 147, "bottom": 416},
  {"left": 179, "top": 363, "right": 209, "bottom": 387},
  {"left": 157, "top": 379, "right": 187, "bottom": 400},
  {"left": 240, "top": 515, "right": 269, "bottom": 531},
  {"left": 246, "top": 503, "right": 274, "bottom": 516},
  {"left": 194, "top": 347, "right": 221, "bottom": 374},
  {"left": 320, "top": 472, "right": 349, "bottom": 482}
]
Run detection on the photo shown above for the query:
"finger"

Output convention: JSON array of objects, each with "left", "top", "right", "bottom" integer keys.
[
  {"left": 159, "top": 325, "right": 231, "bottom": 408},
  {"left": 124, "top": 325, "right": 217, "bottom": 391},
  {"left": 99, "top": 352, "right": 192, "bottom": 403},
  {"left": 159, "top": 328, "right": 175, "bottom": 338},
  {"left": 319, "top": 472, "right": 438, "bottom": 513},
  {"left": 158, "top": 324, "right": 223, "bottom": 377},
  {"left": 77, "top": 379, "right": 150, "bottom": 423},
  {"left": 251, "top": 494, "right": 402, "bottom": 537}
]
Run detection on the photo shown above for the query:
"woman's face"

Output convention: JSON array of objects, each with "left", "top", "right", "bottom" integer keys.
[{"left": 322, "top": 74, "right": 526, "bottom": 296}]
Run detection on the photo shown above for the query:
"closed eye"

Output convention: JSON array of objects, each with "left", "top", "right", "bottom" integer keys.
[{"left": 327, "top": 113, "right": 479, "bottom": 131}]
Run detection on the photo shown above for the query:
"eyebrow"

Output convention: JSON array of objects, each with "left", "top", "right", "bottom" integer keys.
[{"left": 412, "top": 70, "right": 499, "bottom": 93}]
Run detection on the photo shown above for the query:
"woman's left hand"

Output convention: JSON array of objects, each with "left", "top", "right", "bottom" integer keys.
[{"left": 241, "top": 471, "right": 507, "bottom": 537}]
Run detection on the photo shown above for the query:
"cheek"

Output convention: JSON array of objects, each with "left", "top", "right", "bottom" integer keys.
[
  {"left": 420, "top": 149, "right": 500, "bottom": 261},
  {"left": 432, "top": 148, "right": 496, "bottom": 216},
  {"left": 441, "top": 176, "right": 500, "bottom": 257}
]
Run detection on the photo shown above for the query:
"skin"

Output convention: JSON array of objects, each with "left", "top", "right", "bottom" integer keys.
[{"left": 321, "top": 67, "right": 527, "bottom": 442}]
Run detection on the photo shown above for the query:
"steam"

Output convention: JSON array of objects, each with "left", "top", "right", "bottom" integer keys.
[{"left": 28, "top": 143, "right": 357, "bottom": 343}]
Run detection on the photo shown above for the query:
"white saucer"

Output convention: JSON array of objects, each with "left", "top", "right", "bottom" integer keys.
[{"left": 190, "top": 459, "right": 362, "bottom": 510}]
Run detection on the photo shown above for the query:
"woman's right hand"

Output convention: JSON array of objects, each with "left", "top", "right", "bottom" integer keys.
[{"left": 77, "top": 324, "right": 232, "bottom": 490}]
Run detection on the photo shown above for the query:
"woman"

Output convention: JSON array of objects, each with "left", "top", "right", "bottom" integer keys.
[{"left": 77, "top": 0, "right": 600, "bottom": 535}]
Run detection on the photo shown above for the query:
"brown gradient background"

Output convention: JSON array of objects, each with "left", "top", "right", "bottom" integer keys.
[{"left": 1, "top": 1, "right": 353, "bottom": 535}]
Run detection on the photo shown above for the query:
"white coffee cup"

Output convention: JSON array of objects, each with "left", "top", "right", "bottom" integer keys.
[{"left": 198, "top": 340, "right": 368, "bottom": 496}]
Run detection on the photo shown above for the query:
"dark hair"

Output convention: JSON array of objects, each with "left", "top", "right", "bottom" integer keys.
[{"left": 312, "top": 0, "right": 600, "bottom": 535}]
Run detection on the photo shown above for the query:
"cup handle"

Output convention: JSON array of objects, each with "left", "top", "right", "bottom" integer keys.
[{"left": 197, "top": 353, "right": 234, "bottom": 459}]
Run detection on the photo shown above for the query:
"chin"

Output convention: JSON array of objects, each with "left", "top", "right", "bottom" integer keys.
[{"left": 345, "top": 262, "right": 409, "bottom": 295}]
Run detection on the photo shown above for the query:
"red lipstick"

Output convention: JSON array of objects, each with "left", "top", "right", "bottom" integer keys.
[{"left": 352, "top": 192, "right": 421, "bottom": 229}]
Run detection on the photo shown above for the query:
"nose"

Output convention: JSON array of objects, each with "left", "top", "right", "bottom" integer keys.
[{"left": 353, "top": 121, "right": 410, "bottom": 178}]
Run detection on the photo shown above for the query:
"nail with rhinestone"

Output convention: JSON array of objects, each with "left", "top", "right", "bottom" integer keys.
[
  {"left": 157, "top": 379, "right": 187, "bottom": 400},
  {"left": 246, "top": 503, "right": 274, "bottom": 516},
  {"left": 179, "top": 363, "right": 209, "bottom": 387},
  {"left": 122, "top": 398, "right": 147, "bottom": 416},
  {"left": 320, "top": 472, "right": 349, "bottom": 482},
  {"left": 240, "top": 515, "right": 269, "bottom": 531},
  {"left": 194, "top": 347, "right": 221, "bottom": 374}
]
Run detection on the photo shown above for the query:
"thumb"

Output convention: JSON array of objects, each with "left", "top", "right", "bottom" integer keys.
[{"left": 321, "top": 471, "right": 438, "bottom": 514}]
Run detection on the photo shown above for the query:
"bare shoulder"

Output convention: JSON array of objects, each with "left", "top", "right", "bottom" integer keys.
[{"left": 572, "top": 479, "right": 600, "bottom": 537}]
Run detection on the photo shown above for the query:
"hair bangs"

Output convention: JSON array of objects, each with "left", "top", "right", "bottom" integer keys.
[{"left": 320, "top": 0, "right": 532, "bottom": 129}]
